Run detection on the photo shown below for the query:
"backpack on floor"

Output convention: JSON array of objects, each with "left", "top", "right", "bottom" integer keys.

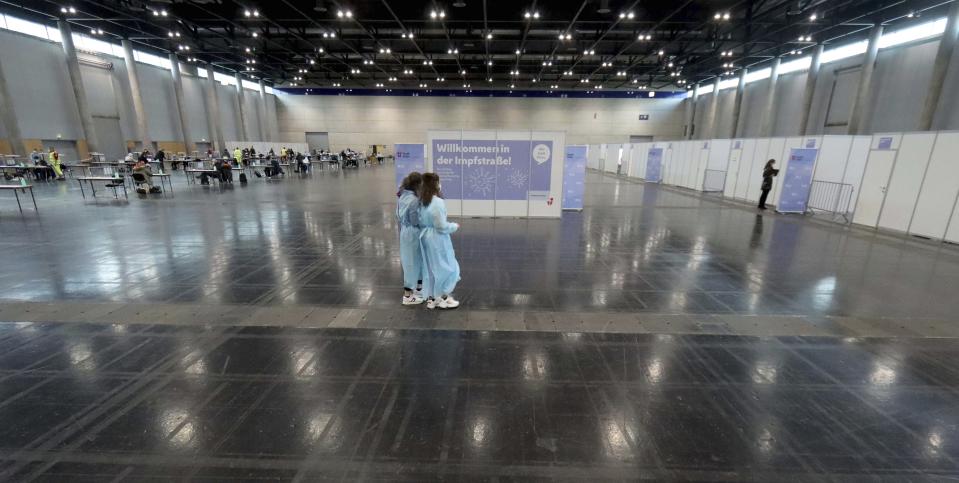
[
  {"left": 254, "top": 170, "right": 263, "bottom": 178},
  {"left": 239, "top": 172, "right": 248, "bottom": 183}
]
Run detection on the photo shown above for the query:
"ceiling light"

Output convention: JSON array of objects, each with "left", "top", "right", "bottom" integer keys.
[
  {"left": 907, "top": 11, "right": 916, "bottom": 18},
  {"left": 668, "top": 62, "right": 674, "bottom": 67},
  {"left": 244, "top": 9, "right": 251, "bottom": 17},
  {"left": 251, "top": 32, "right": 258, "bottom": 37},
  {"left": 488, "top": 60, "right": 493, "bottom": 65},
  {"left": 531, "top": 78, "right": 537, "bottom": 83},
  {"left": 533, "top": 12, "right": 539, "bottom": 19},
  {"left": 723, "top": 12, "right": 730, "bottom": 20},
  {"left": 515, "top": 49, "right": 521, "bottom": 55},
  {"left": 510, "top": 84, "right": 515, "bottom": 88},
  {"left": 809, "top": 13, "right": 818, "bottom": 21},
  {"left": 658, "top": 50, "right": 664, "bottom": 56},
  {"left": 524, "top": 12, "right": 530, "bottom": 19},
  {"left": 486, "top": 33, "right": 493, "bottom": 39},
  {"left": 310, "top": 59, "right": 316, "bottom": 64}
]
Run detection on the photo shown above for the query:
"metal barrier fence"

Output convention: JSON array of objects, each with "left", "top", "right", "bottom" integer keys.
[
  {"left": 702, "top": 169, "right": 726, "bottom": 193},
  {"left": 808, "top": 180, "right": 855, "bottom": 222}
]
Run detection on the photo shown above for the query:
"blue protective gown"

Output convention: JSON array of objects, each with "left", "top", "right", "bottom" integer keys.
[
  {"left": 419, "top": 197, "right": 460, "bottom": 298},
  {"left": 396, "top": 190, "right": 425, "bottom": 290}
]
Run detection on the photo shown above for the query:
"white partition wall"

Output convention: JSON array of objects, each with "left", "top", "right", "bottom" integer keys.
[
  {"left": 723, "top": 140, "right": 744, "bottom": 198},
  {"left": 587, "top": 144, "right": 601, "bottom": 170},
  {"left": 853, "top": 134, "right": 902, "bottom": 227},
  {"left": 842, "top": 136, "right": 872, "bottom": 207},
  {"left": 877, "top": 132, "right": 937, "bottom": 233},
  {"left": 731, "top": 139, "right": 758, "bottom": 200},
  {"left": 627, "top": 143, "right": 646, "bottom": 179},
  {"left": 693, "top": 141, "right": 711, "bottom": 190},
  {"left": 604, "top": 143, "right": 622, "bottom": 174},
  {"left": 910, "top": 132, "right": 959, "bottom": 239}
]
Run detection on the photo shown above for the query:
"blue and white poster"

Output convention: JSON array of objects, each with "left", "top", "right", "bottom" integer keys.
[
  {"left": 645, "top": 148, "right": 663, "bottom": 183},
  {"left": 394, "top": 143, "right": 425, "bottom": 188},
  {"left": 495, "top": 140, "right": 532, "bottom": 200},
  {"left": 563, "top": 145, "right": 587, "bottom": 210},
  {"left": 529, "top": 141, "right": 553, "bottom": 194},
  {"left": 431, "top": 139, "right": 463, "bottom": 199},
  {"left": 777, "top": 148, "right": 818, "bottom": 214},
  {"left": 460, "top": 140, "right": 499, "bottom": 200}
]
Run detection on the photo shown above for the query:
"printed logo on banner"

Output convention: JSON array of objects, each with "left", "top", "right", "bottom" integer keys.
[
  {"left": 734, "top": 141, "right": 741, "bottom": 149},
  {"left": 394, "top": 143, "right": 425, "bottom": 188},
  {"left": 877, "top": 137, "right": 893, "bottom": 150},
  {"left": 805, "top": 138, "right": 816, "bottom": 148},
  {"left": 703, "top": 142, "right": 709, "bottom": 149}
]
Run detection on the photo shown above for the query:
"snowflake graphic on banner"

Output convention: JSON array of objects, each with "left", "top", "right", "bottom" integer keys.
[
  {"left": 507, "top": 169, "right": 529, "bottom": 189},
  {"left": 468, "top": 168, "right": 495, "bottom": 197}
]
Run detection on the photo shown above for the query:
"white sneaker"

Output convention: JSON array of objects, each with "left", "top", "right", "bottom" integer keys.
[
  {"left": 426, "top": 298, "right": 438, "bottom": 310},
  {"left": 437, "top": 296, "right": 460, "bottom": 309},
  {"left": 402, "top": 294, "right": 424, "bottom": 305}
]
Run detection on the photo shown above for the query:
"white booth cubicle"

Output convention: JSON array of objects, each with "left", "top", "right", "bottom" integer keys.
[{"left": 588, "top": 130, "right": 959, "bottom": 244}]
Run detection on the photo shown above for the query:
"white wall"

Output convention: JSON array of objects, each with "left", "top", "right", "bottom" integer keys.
[
  {"left": 690, "top": 36, "right": 959, "bottom": 139},
  {"left": 0, "top": 28, "right": 278, "bottom": 157},
  {"left": 275, "top": 94, "right": 685, "bottom": 151}
]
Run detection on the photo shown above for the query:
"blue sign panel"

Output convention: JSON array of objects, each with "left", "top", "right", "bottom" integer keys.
[
  {"left": 645, "top": 148, "right": 663, "bottom": 183},
  {"left": 394, "top": 144, "right": 425, "bottom": 188},
  {"left": 563, "top": 146, "right": 587, "bottom": 210},
  {"left": 777, "top": 148, "right": 818, "bottom": 214}
]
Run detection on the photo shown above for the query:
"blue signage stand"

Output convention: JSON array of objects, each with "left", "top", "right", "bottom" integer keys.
[{"left": 563, "top": 145, "right": 588, "bottom": 211}]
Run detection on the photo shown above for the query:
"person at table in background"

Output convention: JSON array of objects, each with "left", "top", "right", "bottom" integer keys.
[
  {"left": 155, "top": 148, "right": 166, "bottom": 169},
  {"left": 31, "top": 148, "right": 51, "bottom": 181},
  {"left": 133, "top": 159, "right": 160, "bottom": 194},
  {"left": 214, "top": 157, "right": 233, "bottom": 183},
  {"left": 418, "top": 173, "right": 461, "bottom": 310},
  {"left": 233, "top": 146, "right": 243, "bottom": 168},
  {"left": 124, "top": 150, "right": 135, "bottom": 163},
  {"left": 249, "top": 146, "right": 256, "bottom": 158},
  {"left": 758, "top": 159, "right": 779, "bottom": 210},
  {"left": 207, "top": 148, "right": 214, "bottom": 159},
  {"left": 294, "top": 151, "right": 308, "bottom": 172},
  {"left": 48, "top": 147, "right": 64, "bottom": 180},
  {"left": 397, "top": 172, "right": 426, "bottom": 305}
]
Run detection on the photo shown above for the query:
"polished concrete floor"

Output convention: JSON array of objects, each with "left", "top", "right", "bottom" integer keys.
[{"left": 3, "top": 164, "right": 959, "bottom": 480}]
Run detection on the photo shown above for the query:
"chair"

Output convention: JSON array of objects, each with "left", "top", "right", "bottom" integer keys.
[{"left": 131, "top": 172, "right": 160, "bottom": 194}]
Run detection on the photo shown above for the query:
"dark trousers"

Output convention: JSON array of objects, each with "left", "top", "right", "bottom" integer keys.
[{"left": 758, "top": 189, "right": 771, "bottom": 208}]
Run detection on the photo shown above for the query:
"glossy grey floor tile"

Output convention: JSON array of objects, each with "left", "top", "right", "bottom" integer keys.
[
  {"left": 2, "top": 166, "right": 958, "bottom": 324},
  {"left": 0, "top": 322, "right": 955, "bottom": 480}
]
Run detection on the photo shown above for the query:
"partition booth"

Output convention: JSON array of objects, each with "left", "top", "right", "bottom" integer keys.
[
  {"left": 587, "top": 130, "right": 959, "bottom": 244},
  {"left": 224, "top": 142, "right": 309, "bottom": 155}
]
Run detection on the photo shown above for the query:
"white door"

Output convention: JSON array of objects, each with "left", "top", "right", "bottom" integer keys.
[{"left": 853, "top": 150, "right": 897, "bottom": 228}]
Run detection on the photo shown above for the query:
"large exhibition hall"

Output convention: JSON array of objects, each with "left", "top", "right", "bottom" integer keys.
[{"left": 1, "top": 0, "right": 959, "bottom": 480}]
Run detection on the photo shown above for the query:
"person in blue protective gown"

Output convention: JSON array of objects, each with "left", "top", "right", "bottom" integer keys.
[
  {"left": 418, "top": 172, "right": 461, "bottom": 309},
  {"left": 396, "top": 172, "right": 426, "bottom": 305}
]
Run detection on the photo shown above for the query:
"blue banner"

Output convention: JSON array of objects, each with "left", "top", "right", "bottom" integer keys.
[
  {"left": 563, "top": 146, "right": 587, "bottom": 210},
  {"left": 394, "top": 144, "right": 425, "bottom": 188},
  {"left": 777, "top": 148, "right": 818, "bottom": 214},
  {"left": 645, "top": 148, "right": 663, "bottom": 183}
]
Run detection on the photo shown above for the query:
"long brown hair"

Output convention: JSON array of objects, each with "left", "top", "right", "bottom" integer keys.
[
  {"left": 397, "top": 172, "right": 422, "bottom": 197},
  {"left": 765, "top": 159, "right": 776, "bottom": 169},
  {"left": 420, "top": 172, "right": 441, "bottom": 206}
]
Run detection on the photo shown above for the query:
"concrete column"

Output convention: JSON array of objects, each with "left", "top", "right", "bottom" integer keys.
[
  {"left": 919, "top": 1, "right": 959, "bottom": 131},
  {"left": 706, "top": 78, "right": 722, "bottom": 139},
  {"left": 686, "top": 83, "right": 700, "bottom": 140},
  {"left": 235, "top": 72, "right": 248, "bottom": 140},
  {"left": 847, "top": 25, "right": 883, "bottom": 135},
  {"left": 760, "top": 57, "right": 782, "bottom": 138},
  {"left": 799, "top": 44, "right": 824, "bottom": 135},
  {"left": 121, "top": 39, "right": 151, "bottom": 150},
  {"left": 203, "top": 64, "right": 224, "bottom": 152},
  {"left": 0, "top": 55, "right": 24, "bottom": 155},
  {"left": 57, "top": 20, "right": 98, "bottom": 153},
  {"left": 257, "top": 79, "right": 268, "bottom": 141},
  {"left": 168, "top": 53, "right": 191, "bottom": 154},
  {"left": 731, "top": 68, "right": 748, "bottom": 138}
]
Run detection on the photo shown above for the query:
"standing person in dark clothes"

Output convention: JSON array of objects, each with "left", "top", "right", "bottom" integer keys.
[{"left": 758, "top": 159, "right": 779, "bottom": 210}]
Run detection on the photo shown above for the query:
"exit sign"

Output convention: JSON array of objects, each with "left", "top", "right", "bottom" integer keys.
[{"left": 638, "top": 114, "right": 650, "bottom": 120}]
